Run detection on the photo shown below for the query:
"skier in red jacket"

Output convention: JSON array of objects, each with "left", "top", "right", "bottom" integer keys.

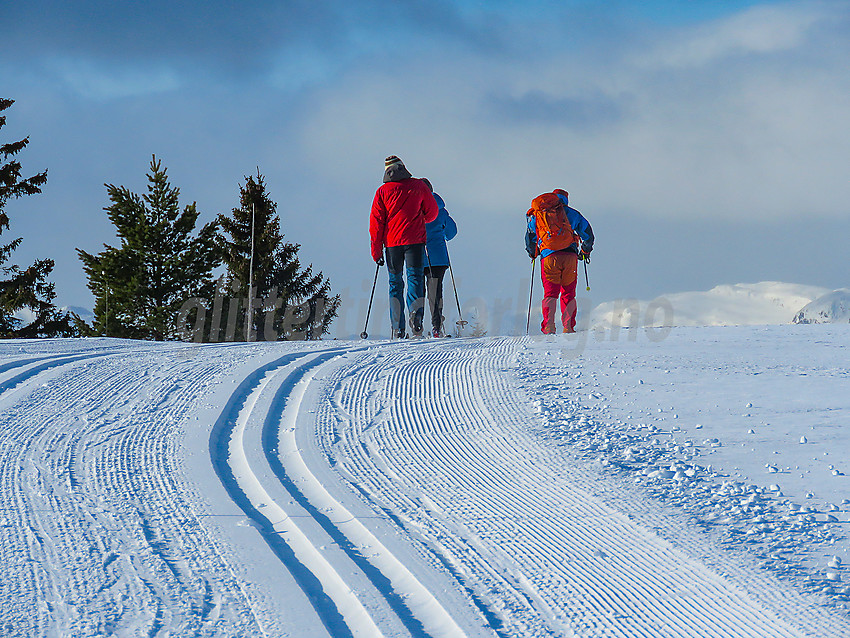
[{"left": 370, "top": 156, "right": 438, "bottom": 338}]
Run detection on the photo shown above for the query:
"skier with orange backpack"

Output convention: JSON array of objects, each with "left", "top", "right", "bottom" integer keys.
[{"left": 525, "top": 189, "right": 594, "bottom": 333}]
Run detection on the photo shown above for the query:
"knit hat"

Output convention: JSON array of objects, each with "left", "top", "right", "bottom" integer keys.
[{"left": 383, "top": 155, "right": 412, "bottom": 183}]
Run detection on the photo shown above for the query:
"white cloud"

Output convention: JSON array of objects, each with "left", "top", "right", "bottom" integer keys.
[
  {"left": 48, "top": 58, "right": 181, "bottom": 100},
  {"left": 295, "top": 2, "right": 850, "bottom": 223},
  {"left": 635, "top": 3, "right": 831, "bottom": 69}
]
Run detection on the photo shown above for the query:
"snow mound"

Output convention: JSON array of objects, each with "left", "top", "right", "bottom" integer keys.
[
  {"left": 591, "top": 281, "right": 831, "bottom": 329},
  {"left": 792, "top": 289, "right": 850, "bottom": 324}
]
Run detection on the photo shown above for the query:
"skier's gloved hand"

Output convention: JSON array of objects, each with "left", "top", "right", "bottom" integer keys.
[
  {"left": 524, "top": 231, "right": 538, "bottom": 260},
  {"left": 376, "top": 256, "right": 385, "bottom": 267},
  {"left": 579, "top": 252, "right": 590, "bottom": 265}
]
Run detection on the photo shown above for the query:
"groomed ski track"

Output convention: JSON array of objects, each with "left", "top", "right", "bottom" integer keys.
[{"left": 0, "top": 337, "right": 845, "bottom": 637}]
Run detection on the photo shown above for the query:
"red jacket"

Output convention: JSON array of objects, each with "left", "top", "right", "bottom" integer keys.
[{"left": 370, "top": 178, "right": 438, "bottom": 262}]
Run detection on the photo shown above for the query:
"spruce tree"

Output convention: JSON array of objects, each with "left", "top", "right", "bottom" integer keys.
[
  {"left": 0, "top": 98, "right": 77, "bottom": 338},
  {"left": 216, "top": 172, "right": 338, "bottom": 340},
  {"left": 78, "top": 156, "right": 219, "bottom": 340}
]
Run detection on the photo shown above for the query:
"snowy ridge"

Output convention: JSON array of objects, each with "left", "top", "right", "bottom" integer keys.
[
  {"left": 591, "top": 281, "right": 830, "bottom": 328},
  {"left": 793, "top": 289, "right": 850, "bottom": 324}
]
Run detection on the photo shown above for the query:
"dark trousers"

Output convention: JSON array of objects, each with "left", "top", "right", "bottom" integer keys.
[
  {"left": 424, "top": 265, "right": 448, "bottom": 333},
  {"left": 386, "top": 244, "right": 425, "bottom": 335}
]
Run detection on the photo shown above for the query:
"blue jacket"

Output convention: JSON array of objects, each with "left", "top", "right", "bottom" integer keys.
[
  {"left": 425, "top": 193, "right": 457, "bottom": 267},
  {"left": 525, "top": 191, "right": 594, "bottom": 259}
]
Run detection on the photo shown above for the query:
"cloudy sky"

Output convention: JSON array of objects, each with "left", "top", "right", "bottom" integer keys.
[{"left": 3, "top": 0, "right": 848, "bottom": 335}]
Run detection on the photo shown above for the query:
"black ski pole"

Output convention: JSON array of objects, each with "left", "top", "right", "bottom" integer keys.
[
  {"left": 526, "top": 256, "right": 536, "bottom": 335},
  {"left": 361, "top": 263, "right": 380, "bottom": 339},
  {"left": 446, "top": 247, "right": 468, "bottom": 335},
  {"left": 583, "top": 257, "right": 590, "bottom": 292},
  {"left": 423, "top": 245, "right": 435, "bottom": 337}
]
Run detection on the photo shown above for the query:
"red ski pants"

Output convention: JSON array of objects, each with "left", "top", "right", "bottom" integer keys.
[{"left": 540, "top": 251, "right": 578, "bottom": 334}]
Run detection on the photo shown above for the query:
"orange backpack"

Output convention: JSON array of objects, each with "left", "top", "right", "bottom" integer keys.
[{"left": 528, "top": 192, "right": 574, "bottom": 252}]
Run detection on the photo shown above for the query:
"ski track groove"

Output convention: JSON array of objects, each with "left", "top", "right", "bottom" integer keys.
[
  {"left": 319, "top": 337, "right": 812, "bottom": 638},
  {"left": 263, "top": 356, "right": 424, "bottom": 638},
  {"left": 208, "top": 349, "right": 363, "bottom": 638},
  {"left": 0, "top": 342, "right": 270, "bottom": 636},
  {"left": 207, "top": 343, "right": 476, "bottom": 638}
]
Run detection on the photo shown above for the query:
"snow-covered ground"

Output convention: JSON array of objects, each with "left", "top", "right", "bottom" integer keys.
[{"left": 0, "top": 326, "right": 848, "bottom": 637}]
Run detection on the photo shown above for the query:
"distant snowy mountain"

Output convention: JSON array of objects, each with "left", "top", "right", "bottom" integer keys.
[
  {"left": 590, "top": 281, "right": 831, "bottom": 329},
  {"left": 13, "top": 305, "right": 93, "bottom": 325},
  {"left": 792, "top": 288, "right": 850, "bottom": 324},
  {"left": 65, "top": 306, "right": 94, "bottom": 323}
]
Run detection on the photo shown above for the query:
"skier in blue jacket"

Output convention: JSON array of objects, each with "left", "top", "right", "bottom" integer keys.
[{"left": 421, "top": 179, "right": 458, "bottom": 337}]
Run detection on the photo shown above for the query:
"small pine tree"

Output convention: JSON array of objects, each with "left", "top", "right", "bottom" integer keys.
[
  {"left": 78, "top": 156, "right": 219, "bottom": 340},
  {"left": 470, "top": 320, "right": 488, "bottom": 338},
  {"left": 0, "top": 98, "right": 77, "bottom": 338},
  {"left": 216, "top": 171, "right": 339, "bottom": 340}
]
